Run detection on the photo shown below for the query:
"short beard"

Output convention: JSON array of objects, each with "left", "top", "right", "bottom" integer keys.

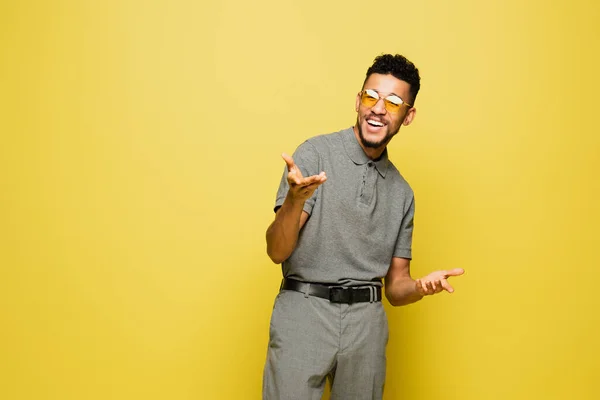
[{"left": 356, "top": 117, "right": 396, "bottom": 149}]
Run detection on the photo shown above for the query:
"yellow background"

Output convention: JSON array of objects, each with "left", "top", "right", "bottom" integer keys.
[{"left": 1, "top": 0, "right": 599, "bottom": 399}]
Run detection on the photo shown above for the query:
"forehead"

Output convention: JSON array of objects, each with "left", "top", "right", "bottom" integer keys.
[{"left": 363, "top": 73, "right": 411, "bottom": 98}]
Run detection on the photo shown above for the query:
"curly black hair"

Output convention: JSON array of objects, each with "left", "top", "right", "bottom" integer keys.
[{"left": 364, "top": 54, "right": 421, "bottom": 104}]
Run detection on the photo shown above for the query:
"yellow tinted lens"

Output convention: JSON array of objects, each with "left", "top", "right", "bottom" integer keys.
[
  {"left": 384, "top": 99, "right": 401, "bottom": 113},
  {"left": 361, "top": 90, "right": 378, "bottom": 107}
]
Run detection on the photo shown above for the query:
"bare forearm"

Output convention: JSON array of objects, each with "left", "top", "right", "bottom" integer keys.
[
  {"left": 267, "top": 152, "right": 326, "bottom": 263},
  {"left": 266, "top": 194, "right": 305, "bottom": 264},
  {"left": 385, "top": 277, "right": 424, "bottom": 306}
]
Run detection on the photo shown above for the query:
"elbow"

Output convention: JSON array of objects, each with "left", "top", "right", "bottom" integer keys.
[
  {"left": 268, "top": 253, "right": 285, "bottom": 264},
  {"left": 384, "top": 289, "right": 399, "bottom": 307},
  {"left": 266, "top": 231, "right": 292, "bottom": 264},
  {"left": 386, "top": 293, "right": 402, "bottom": 307},
  {"left": 266, "top": 246, "right": 288, "bottom": 264}
]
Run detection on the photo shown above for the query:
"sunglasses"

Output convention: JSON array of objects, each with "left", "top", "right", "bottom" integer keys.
[{"left": 360, "top": 89, "right": 412, "bottom": 114}]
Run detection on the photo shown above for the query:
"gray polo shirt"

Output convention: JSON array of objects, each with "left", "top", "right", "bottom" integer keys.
[{"left": 274, "top": 127, "right": 415, "bottom": 287}]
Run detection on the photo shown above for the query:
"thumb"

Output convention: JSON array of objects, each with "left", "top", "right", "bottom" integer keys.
[
  {"left": 281, "top": 153, "right": 296, "bottom": 172},
  {"left": 445, "top": 268, "right": 465, "bottom": 277}
]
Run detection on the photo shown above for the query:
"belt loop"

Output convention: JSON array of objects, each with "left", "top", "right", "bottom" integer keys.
[
  {"left": 369, "top": 286, "right": 374, "bottom": 303},
  {"left": 304, "top": 283, "right": 310, "bottom": 298}
]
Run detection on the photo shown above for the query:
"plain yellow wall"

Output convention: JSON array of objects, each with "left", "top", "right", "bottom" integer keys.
[{"left": 1, "top": 0, "right": 599, "bottom": 399}]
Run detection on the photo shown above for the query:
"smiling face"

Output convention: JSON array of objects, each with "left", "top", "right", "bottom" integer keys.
[{"left": 354, "top": 73, "right": 416, "bottom": 157}]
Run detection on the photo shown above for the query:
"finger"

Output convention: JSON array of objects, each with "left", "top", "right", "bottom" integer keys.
[
  {"left": 434, "top": 280, "right": 444, "bottom": 293},
  {"left": 299, "top": 173, "right": 327, "bottom": 186},
  {"left": 281, "top": 153, "right": 296, "bottom": 172},
  {"left": 440, "top": 278, "right": 454, "bottom": 293},
  {"left": 424, "top": 281, "right": 434, "bottom": 294},
  {"left": 287, "top": 171, "right": 303, "bottom": 186},
  {"left": 302, "top": 180, "right": 327, "bottom": 194},
  {"left": 445, "top": 268, "right": 465, "bottom": 277},
  {"left": 430, "top": 279, "right": 437, "bottom": 292},
  {"left": 420, "top": 280, "right": 427, "bottom": 293},
  {"left": 415, "top": 280, "right": 424, "bottom": 295},
  {"left": 297, "top": 183, "right": 323, "bottom": 198}
]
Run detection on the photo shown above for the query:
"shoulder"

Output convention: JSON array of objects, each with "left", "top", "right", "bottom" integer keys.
[
  {"left": 304, "top": 128, "right": 350, "bottom": 152},
  {"left": 292, "top": 130, "right": 344, "bottom": 168}
]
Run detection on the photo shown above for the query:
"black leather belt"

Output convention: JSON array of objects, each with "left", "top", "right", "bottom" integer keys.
[{"left": 281, "top": 278, "right": 382, "bottom": 304}]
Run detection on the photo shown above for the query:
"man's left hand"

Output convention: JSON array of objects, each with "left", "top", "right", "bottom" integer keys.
[{"left": 415, "top": 268, "right": 465, "bottom": 296}]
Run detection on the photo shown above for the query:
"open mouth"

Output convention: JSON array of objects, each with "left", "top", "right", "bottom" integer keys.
[{"left": 367, "top": 119, "right": 384, "bottom": 128}]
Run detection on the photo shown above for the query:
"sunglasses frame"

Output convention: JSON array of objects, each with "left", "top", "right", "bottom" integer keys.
[{"left": 360, "top": 89, "right": 412, "bottom": 113}]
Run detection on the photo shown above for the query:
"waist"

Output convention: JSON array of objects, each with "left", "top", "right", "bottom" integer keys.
[{"left": 280, "top": 278, "right": 382, "bottom": 304}]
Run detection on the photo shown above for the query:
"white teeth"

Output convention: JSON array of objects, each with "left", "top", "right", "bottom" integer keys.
[{"left": 367, "top": 120, "right": 383, "bottom": 127}]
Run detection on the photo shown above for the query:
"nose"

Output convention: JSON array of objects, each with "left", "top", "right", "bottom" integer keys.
[{"left": 371, "top": 98, "right": 387, "bottom": 115}]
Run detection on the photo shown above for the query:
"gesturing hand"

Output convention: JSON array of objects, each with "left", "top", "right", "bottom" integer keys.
[
  {"left": 282, "top": 153, "right": 327, "bottom": 202},
  {"left": 415, "top": 268, "right": 465, "bottom": 296}
]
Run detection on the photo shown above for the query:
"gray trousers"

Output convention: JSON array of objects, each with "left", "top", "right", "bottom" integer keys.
[{"left": 262, "top": 289, "right": 389, "bottom": 400}]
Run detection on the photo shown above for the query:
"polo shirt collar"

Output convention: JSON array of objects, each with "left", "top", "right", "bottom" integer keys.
[{"left": 342, "top": 127, "right": 389, "bottom": 178}]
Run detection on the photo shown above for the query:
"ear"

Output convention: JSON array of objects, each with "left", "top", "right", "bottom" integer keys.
[
  {"left": 402, "top": 107, "right": 417, "bottom": 126},
  {"left": 355, "top": 92, "right": 361, "bottom": 112}
]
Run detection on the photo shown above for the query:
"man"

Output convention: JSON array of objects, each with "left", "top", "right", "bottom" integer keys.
[{"left": 263, "top": 54, "right": 464, "bottom": 400}]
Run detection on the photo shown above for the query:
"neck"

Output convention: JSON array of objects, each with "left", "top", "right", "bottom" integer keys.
[{"left": 353, "top": 126, "right": 387, "bottom": 160}]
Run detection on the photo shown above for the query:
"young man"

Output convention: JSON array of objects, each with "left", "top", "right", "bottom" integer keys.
[{"left": 263, "top": 54, "right": 464, "bottom": 400}]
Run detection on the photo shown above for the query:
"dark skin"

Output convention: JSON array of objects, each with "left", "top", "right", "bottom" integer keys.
[{"left": 266, "top": 73, "right": 464, "bottom": 304}]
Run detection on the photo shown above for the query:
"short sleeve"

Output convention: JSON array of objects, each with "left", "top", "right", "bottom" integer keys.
[
  {"left": 274, "top": 141, "right": 321, "bottom": 215},
  {"left": 393, "top": 194, "right": 415, "bottom": 259}
]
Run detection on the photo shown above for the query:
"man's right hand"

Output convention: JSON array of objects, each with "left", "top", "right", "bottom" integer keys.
[{"left": 282, "top": 153, "right": 327, "bottom": 202}]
